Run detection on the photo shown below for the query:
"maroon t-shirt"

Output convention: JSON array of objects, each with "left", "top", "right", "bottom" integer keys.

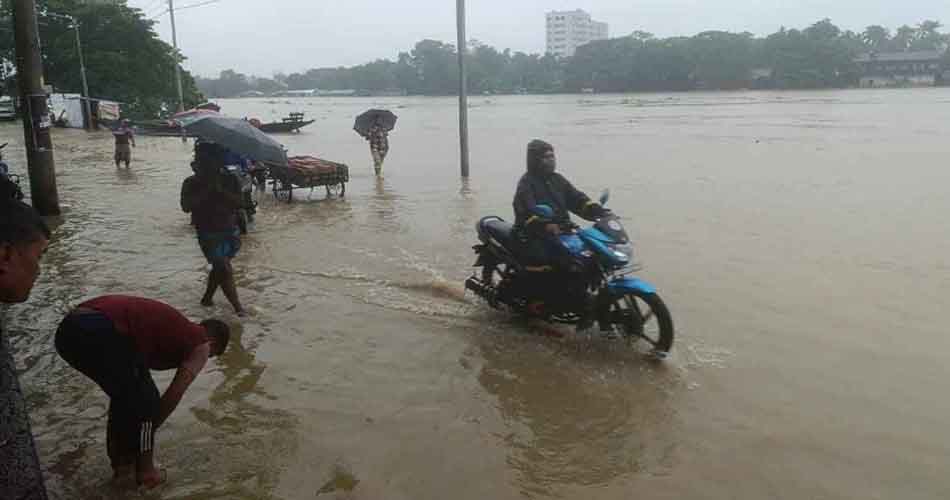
[{"left": 80, "top": 295, "right": 206, "bottom": 370}]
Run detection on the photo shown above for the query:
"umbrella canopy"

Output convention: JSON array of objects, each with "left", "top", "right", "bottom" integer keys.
[
  {"left": 182, "top": 115, "right": 288, "bottom": 166},
  {"left": 353, "top": 109, "right": 398, "bottom": 138},
  {"left": 172, "top": 108, "right": 219, "bottom": 122}
]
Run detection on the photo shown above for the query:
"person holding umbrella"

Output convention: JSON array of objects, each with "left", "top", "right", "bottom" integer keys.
[
  {"left": 354, "top": 109, "right": 397, "bottom": 176},
  {"left": 181, "top": 142, "right": 247, "bottom": 317},
  {"left": 368, "top": 118, "right": 389, "bottom": 176},
  {"left": 177, "top": 113, "right": 289, "bottom": 317}
]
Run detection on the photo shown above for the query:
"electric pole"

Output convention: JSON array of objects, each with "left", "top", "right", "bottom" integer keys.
[
  {"left": 456, "top": 0, "right": 470, "bottom": 178},
  {"left": 74, "top": 22, "right": 92, "bottom": 129},
  {"left": 13, "top": 0, "right": 60, "bottom": 215},
  {"left": 168, "top": 0, "right": 185, "bottom": 112}
]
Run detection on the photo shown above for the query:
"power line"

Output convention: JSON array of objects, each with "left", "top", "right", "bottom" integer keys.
[
  {"left": 175, "top": 0, "right": 224, "bottom": 13},
  {"left": 146, "top": 0, "right": 222, "bottom": 20}
]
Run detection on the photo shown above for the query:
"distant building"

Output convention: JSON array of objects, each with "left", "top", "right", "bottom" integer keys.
[
  {"left": 855, "top": 50, "right": 948, "bottom": 88},
  {"left": 546, "top": 9, "right": 609, "bottom": 58},
  {"left": 48, "top": 93, "right": 121, "bottom": 129}
]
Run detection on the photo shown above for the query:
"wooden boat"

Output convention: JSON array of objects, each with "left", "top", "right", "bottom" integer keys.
[{"left": 258, "top": 112, "right": 314, "bottom": 134}]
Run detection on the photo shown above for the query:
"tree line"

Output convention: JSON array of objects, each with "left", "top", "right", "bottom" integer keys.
[
  {"left": 198, "top": 19, "right": 950, "bottom": 98},
  {"left": 0, "top": 0, "right": 204, "bottom": 118}
]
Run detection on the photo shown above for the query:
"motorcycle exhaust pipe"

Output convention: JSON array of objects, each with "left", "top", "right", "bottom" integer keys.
[{"left": 467, "top": 277, "right": 513, "bottom": 309}]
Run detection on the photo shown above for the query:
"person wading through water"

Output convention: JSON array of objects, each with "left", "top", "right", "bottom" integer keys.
[
  {"left": 113, "top": 119, "right": 136, "bottom": 169},
  {"left": 367, "top": 117, "right": 390, "bottom": 176},
  {"left": 180, "top": 142, "right": 247, "bottom": 316}
]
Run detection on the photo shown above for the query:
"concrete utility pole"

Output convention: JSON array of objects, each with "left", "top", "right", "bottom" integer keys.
[
  {"left": 13, "top": 0, "right": 60, "bottom": 215},
  {"left": 456, "top": 0, "right": 470, "bottom": 178},
  {"left": 168, "top": 0, "right": 185, "bottom": 112},
  {"left": 73, "top": 22, "right": 92, "bottom": 129}
]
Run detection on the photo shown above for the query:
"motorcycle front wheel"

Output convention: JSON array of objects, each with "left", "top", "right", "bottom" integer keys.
[{"left": 608, "top": 291, "right": 674, "bottom": 355}]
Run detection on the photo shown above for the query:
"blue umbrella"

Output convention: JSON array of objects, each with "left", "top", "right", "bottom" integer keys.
[{"left": 181, "top": 114, "right": 288, "bottom": 166}]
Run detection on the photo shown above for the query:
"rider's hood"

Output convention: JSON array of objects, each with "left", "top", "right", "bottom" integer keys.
[{"left": 526, "top": 139, "right": 554, "bottom": 176}]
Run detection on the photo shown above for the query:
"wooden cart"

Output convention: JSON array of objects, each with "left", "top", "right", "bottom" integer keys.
[{"left": 265, "top": 156, "right": 348, "bottom": 202}]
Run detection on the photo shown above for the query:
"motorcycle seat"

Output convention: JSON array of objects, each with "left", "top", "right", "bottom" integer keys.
[{"left": 478, "top": 216, "right": 516, "bottom": 250}]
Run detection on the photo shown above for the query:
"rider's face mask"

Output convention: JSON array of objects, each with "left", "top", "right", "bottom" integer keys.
[{"left": 540, "top": 151, "right": 556, "bottom": 175}]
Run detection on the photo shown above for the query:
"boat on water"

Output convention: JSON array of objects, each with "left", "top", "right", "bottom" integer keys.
[{"left": 258, "top": 112, "right": 314, "bottom": 134}]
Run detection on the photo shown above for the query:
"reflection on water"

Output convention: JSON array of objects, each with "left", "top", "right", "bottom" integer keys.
[
  {"left": 164, "top": 323, "right": 297, "bottom": 499},
  {"left": 477, "top": 334, "right": 679, "bottom": 498}
]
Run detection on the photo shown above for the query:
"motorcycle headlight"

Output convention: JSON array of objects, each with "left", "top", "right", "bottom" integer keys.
[{"left": 609, "top": 243, "right": 634, "bottom": 262}]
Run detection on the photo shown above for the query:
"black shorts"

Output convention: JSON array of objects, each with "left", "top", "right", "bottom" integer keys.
[{"left": 54, "top": 311, "right": 160, "bottom": 464}]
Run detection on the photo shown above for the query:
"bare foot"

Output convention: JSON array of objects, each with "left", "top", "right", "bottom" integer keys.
[
  {"left": 138, "top": 468, "right": 167, "bottom": 489},
  {"left": 235, "top": 308, "right": 248, "bottom": 318}
]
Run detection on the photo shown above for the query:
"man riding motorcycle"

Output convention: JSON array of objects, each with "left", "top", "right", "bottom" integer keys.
[{"left": 511, "top": 139, "right": 609, "bottom": 328}]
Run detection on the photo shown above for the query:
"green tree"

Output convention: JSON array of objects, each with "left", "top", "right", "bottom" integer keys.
[
  {"left": 912, "top": 20, "right": 946, "bottom": 50},
  {"left": 891, "top": 25, "right": 917, "bottom": 51},
  {"left": 1, "top": 0, "right": 203, "bottom": 117},
  {"left": 410, "top": 39, "right": 457, "bottom": 95},
  {"left": 764, "top": 20, "right": 858, "bottom": 89},
  {"left": 863, "top": 25, "right": 891, "bottom": 51},
  {"left": 689, "top": 31, "right": 758, "bottom": 89}
]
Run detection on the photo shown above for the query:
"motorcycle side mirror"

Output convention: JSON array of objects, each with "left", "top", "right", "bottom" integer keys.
[
  {"left": 599, "top": 189, "right": 610, "bottom": 206},
  {"left": 532, "top": 204, "right": 555, "bottom": 218}
]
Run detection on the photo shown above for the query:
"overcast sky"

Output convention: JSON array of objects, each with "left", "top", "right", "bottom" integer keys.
[{"left": 128, "top": 0, "right": 950, "bottom": 77}]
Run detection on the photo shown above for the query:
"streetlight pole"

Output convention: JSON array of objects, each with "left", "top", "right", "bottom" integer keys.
[
  {"left": 73, "top": 22, "right": 92, "bottom": 128},
  {"left": 456, "top": 0, "right": 470, "bottom": 178},
  {"left": 168, "top": 0, "right": 184, "bottom": 112},
  {"left": 45, "top": 12, "right": 93, "bottom": 129}
]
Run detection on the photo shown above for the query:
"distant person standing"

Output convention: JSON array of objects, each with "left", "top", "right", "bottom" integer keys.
[
  {"left": 367, "top": 118, "right": 390, "bottom": 176},
  {"left": 113, "top": 119, "right": 136, "bottom": 168},
  {"left": 54, "top": 295, "right": 230, "bottom": 488},
  {"left": 180, "top": 142, "right": 247, "bottom": 316}
]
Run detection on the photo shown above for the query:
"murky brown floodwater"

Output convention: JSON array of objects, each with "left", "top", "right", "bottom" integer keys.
[{"left": 2, "top": 89, "right": 950, "bottom": 499}]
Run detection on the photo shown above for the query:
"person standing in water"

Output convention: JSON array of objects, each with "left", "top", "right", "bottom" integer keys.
[
  {"left": 367, "top": 118, "right": 390, "bottom": 176},
  {"left": 113, "top": 119, "right": 136, "bottom": 168}
]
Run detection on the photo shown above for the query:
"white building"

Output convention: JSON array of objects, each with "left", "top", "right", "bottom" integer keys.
[{"left": 546, "top": 10, "right": 609, "bottom": 58}]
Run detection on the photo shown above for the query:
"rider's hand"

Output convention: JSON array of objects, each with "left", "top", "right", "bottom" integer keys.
[{"left": 544, "top": 223, "right": 561, "bottom": 236}]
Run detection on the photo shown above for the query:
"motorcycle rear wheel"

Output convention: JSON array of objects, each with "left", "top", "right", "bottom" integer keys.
[{"left": 609, "top": 291, "right": 674, "bottom": 354}]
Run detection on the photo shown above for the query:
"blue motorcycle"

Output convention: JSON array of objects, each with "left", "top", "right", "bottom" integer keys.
[{"left": 465, "top": 191, "right": 674, "bottom": 356}]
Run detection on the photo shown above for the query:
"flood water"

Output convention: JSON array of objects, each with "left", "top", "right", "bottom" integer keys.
[{"left": 3, "top": 89, "right": 950, "bottom": 499}]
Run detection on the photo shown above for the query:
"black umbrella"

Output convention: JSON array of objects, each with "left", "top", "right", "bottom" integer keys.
[
  {"left": 353, "top": 109, "right": 398, "bottom": 138},
  {"left": 180, "top": 114, "right": 288, "bottom": 166}
]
